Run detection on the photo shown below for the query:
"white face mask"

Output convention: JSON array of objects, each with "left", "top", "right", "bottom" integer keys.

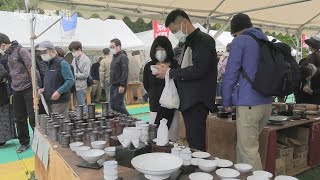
[
  {"left": 41, "top": 54, "right": 52, "bottom": 62},
  {"left": 155, "top": 50, "right": 167, "bottom": 62},
  {"left": 174, "top": 22, "right": 187, "bottom": 43},
  {"left": 0, "top": 45, "right": 6, "bottom": 55},
  {"left": 72, "top": 51, "right": 81, "bottom": 58},
  {"left": 110, "top": 48, "right": 116, "bottom": 55}
]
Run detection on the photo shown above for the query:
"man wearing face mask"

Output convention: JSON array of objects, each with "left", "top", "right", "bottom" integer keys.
[
  {"left": 155, "top": 9, "right": 218, "bottom": 151},
  {"left": 69, "top": 41, "right": 91, "bottom": 113},
  {"left": 0, "top": 33, "right": 41, "bottom": 153},
  {"left": 109, "top": 38, "right": 130, "bottom": 115},
  {"left": 37, "top": 41, "right": 74, "bottom": 117}
]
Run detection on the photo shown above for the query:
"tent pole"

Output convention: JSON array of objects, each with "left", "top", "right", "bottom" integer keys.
[
  {"left": 213, "top": 17, "right": 231, "bottom": 39},
  {"left": 211, "top": 0, "right": 310, "bottom": 18},
  {"left": 207, "top": 0, "right": 227, "bottom": 17},
  {"left": 300, "top": 30, "right": 303, "bottom": 60},
  {"left": 36, "top": 16, "right": 63, "bottom": 39},
  {"left": 295, "top": 30, "right": 301, "bottom": 61},
  {"left": 286, "top": 29, "right": 297, "bottom": 49},
  {"left": 298, "top": 12, "right": 320, "bottom": 29},
  {"left": 206, "top": 17, "right": 210, "bottom": 33},
  {"left": 30, "top": 11, "right": 39, "bottom": 127}
]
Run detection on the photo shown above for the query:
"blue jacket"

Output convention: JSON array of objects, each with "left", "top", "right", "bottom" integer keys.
[{"left": 222, "top": 28, "right": 273, "bottom": 107}]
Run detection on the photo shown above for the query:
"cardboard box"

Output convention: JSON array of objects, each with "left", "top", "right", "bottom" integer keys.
[
  {"left": 285, "top": 157, "right": 294, "bottom": 171},
  {"left": 275, "top": 158, "right": 286, "bottom": 176},
  {"left": 297, "top": 127, "right": 309, "bottom": 145},
  {"left": 276, "top": 144, "right": 294, "bottom": 159}
]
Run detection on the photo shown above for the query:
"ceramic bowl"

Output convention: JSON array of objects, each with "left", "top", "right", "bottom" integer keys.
[
  {"left": 131, "top": 153, "right": 183, "bottom": 180},
  {"left": 189, "top": 172, "right": 213, "bottom": 180},
  {"left": 74, "top": 146, "right": 91, "bottom": 156},
  {"left": 79, "top": 149, "right": 105, "bottom": 164},
  {"left": 91, "top": 141, "right": 107, "bottom": 149},
  {"left": 217, "top": 159, "right": 233, "bottom": 168},
  {"left": 105, "top": 147, "right": 116, "bottom": 157},
  {"left": 192, "top": 151, "right": 211, "bottom": 159},
  {"left": 247, "top": 175, "right": 269, "bottom": 180},
  {"left": 234, "top": 163, "right": 253, "bottom": 173},
  {"left": 216, "top": 168, "right": 240, "bottom": 179},
  {"left": 191, "top": 158, "right": 204, "bottom": 166},
  {"left": 252, "top": 171, "right": 273, "bottom": 179},
  {"left": 150, "top": 65, "right": 159, "bottom": 74},
  {"left": 198, "top": 160, "right": 217, "bottom": 172},
  {"left": 275, "top": 175, "right": 299, "bottom": 180},
  {"left": 69, "top": 142, "right": 84, "bottom": 151}
]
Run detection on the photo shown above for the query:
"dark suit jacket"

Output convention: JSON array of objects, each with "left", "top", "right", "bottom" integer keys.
[{"left": 170, "top": 28, "right": 218, "bottom": 112}]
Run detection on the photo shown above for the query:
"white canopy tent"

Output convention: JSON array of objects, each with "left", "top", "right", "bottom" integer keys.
[
  {"left": 209, "top": 30, "right": 281, "bottom": 47},
  {"left": 0, "top": 11, "right": 144, "bottom": 51},
  {"left": 27, "top": 0, "right": 320, "bottom": 36},
  {"left": 136, "top": 23, "right": 226, "bottom": 52}
]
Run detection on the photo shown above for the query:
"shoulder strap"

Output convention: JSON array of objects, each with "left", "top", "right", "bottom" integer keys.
[
  {"left": 16, "top": 46, "right": 30, "bottom": 75},
  {"left": 242, "top": 32, "right": 265, "bottom": 46},
  {"left": 240, "top": 67, "right": 253, "bottom": 85},
  {"left": 75, "top": 58, "right": 83, "bottom": 73}
]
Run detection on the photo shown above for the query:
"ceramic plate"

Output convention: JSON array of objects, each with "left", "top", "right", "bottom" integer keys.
[
  {"left": 189, "top": 172, "right": 213, "bottom": 180},
  {"left": 216, "top": 168, "right": 240, "bottom": 178},
  {"left": 269, "top": 116, "right": 288, "bottom": 121},
  {"left": 217, "top": 159, "right": 233, "bottom": 168},
  {"left": 192, "top": 151, "right": 211, "bottom": 159},
  {"left": 247, "top": 175, "right": 269, "bottom": 180},
  {"left": 275, "top": 175, "right": 299, "bottom": 180},
  {"left": 253, "top": 171, "right": 273, "bottom": 178}
]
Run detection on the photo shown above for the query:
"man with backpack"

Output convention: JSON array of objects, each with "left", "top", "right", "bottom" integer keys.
[
  {"left": 0, "top": 33, "right": 41, "bottom": 153},
  {"left": 222, "top": 14, "right": 273, "bottom": 170},
  {"left": 37, "top": 41, "right": 74, "bottom": 117}
]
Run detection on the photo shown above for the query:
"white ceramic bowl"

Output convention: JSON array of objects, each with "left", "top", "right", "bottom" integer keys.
[
  {"left": 234, "top": 163, "right": 253, "bottom": 173},
  {"left": 105, "top": 147, "right": 116, "bottom": 157},
  {"left": 69, "top": 142, "right": 84, "bottom": 151},
  {"left": 275, "top": 175, "right": 299, "bottom": 180},
  {"left": 247, "top": 175, "right": 269, "bottom": 180},
  {"left": 79, "top": 149, "right": 105, "bottom": 164},
  {"left": 253, "top": 171, "right": 273, "bottom": 179},
  {"left": 198, "top": 160, "right": 217, "bottom": 172},
  {"left": 217, "top": 159, "right": 233, "bottom": 168},
  {"left": 74, "top": 146, "right": 91, "bottom": 156},
  {"left": 192, "top": 151, "right": 211, "bottom": 159},
  {"left": 191, "top": 158, "right": 203, "bottom": 166},
  {"left": 216, "top": 168, "right": 240, "bottom": 179},
  {"left": 91, "top": 141, "right": 106, "bottom": 149},
  {"left": 189, "top": 172, "right": 213, "bottom": 180},
  {"left": 131, "top": 153, "right": 183, "bottom": 180}
]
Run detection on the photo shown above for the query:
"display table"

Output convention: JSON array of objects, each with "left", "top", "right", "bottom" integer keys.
[
  {"left": 206, "top": 114, "right": 320, "bottom": 176},
  {"left": 34, "top": 128, "right": 252, "bottom": 180}
]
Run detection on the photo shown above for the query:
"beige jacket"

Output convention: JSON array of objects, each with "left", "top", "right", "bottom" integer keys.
[{"left": 99, "top": 55, "right": 112, "bottom": 85}]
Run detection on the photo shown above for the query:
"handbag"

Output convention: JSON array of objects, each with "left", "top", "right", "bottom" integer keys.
[{"left": 75, "top": 58, "right": 93, "bottom": 87}]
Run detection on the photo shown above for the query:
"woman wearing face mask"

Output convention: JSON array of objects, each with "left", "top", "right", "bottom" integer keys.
[{"left": 143, "top": 36, "right": 179, "bottom": 141}]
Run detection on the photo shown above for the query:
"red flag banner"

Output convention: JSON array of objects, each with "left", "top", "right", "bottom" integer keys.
[
  {"left": 153, "top": 19, "right": 170, "bottom": 39},
  {"left": 302, "top": 34, "right": 307, "bottom": 48}
]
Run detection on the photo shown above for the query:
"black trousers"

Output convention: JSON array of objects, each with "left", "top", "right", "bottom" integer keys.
[
  {"left": 13, "top": 87, "right": 35, "bottom": 145},
  {"left": 110, "top": 85, "right": 130, "bottom": 115},
  {"left": 182, "top": 103, "right": 209, "bottom": 151}
]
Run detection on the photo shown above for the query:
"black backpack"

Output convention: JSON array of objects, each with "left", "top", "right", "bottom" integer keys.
[{"left": 240, "top": 32, "right": 299, "bottom": 96}]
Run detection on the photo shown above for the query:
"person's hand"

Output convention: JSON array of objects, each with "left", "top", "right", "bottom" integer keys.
[
  {"left": 303, "top": 85, "right": 313, "bottom": 95},
  {"left": 224, "top": 106, "right": 233, "bottom": 113},
  {"left": 119, "top": 86, "right": 125, "bottom": 94},
  {"left": 51, "top": 91, "right": 61, "bottom": 100},
  {"left": 38, "top": 88, "right": 44, "bottom": 94},
  {"left": 154, "top": 64, "right": 170, "bottom": 79}
]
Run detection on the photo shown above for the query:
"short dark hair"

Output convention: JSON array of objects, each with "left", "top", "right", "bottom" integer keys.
[
  {"left": 150, "top": 36, "right": 174, "bottom": 63},
  {"left": 0, "top": 33, "right": 11, "bottom": 44},
  {"left": 103, "top": 48, "right": 110, "bottom": 55},
  {"left": 68, "top": 41, "right": 82, "bottom": 51},
  {"left": 110, "top": 38, "right": 121, "bottom": 47},
  {"left": 55, "top": 47, "right": 65, "bottom": 57},
  {"left": 165, "top": 9, "right": 191, "bottom": 27}
]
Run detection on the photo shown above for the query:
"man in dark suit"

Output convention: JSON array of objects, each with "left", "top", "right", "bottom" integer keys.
[{"left": 155, "top": 9, "right": 217, "bottom": 151}]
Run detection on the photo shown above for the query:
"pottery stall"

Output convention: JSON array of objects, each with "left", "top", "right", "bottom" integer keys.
[{"left": 34, "top": 103, "right": 315, "bottom": 180}]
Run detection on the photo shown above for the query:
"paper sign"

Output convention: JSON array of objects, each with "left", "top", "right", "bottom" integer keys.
[
  {"left": 153, "top": 19, "right": 170, "bottom": 39},
  {"left": 42, "top": 139, "right": 50, "bottom": 169},
  {"left": 37, "top": 136, "right": 45, "bottom": 160},
  {"left": 40, "top": 93, "right": 49, "bottom": 115},
  {"left": 31, "top": 129, "right": 39, "bottom": 153}
]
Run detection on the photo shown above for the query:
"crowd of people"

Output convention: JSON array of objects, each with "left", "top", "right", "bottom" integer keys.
[
  {"left": 0, "top": 35, "right": 130, "bottom": 153},
  {"left": 0, "top": 8, "right": 320, "bottom": 172}
]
